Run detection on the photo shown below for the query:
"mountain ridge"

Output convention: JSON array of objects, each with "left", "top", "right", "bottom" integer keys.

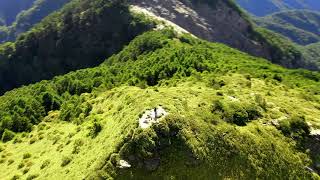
[{"left": 1, "top": 0, "right": 317, "bottom": 96}]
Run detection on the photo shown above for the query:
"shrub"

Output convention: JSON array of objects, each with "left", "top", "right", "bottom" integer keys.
[
  {"left": 211, "top": 100, "right": 262, "bottom": 126},
  {"left": 88, "top": 120, "right": 102, "bottom": 138},
  {"left": 1, "top": 129, "right": 15, "bottom": 142},
  {"left": 246, "top": 104, "right": 263, "bottom": 120},
  {"left": 23, "top": 153, "right": 32, "bottom": 159},
  {"left": 8, "top": 159, "right": 14, "bottom": 165},
  {"left": 22, "top": 167, "right": 30, "bottom": 174},
  {"left": 229, "top": 107, "right": 249, "bottom": 126},
  {"left": 60, "top": 97, "right": 92, "bottom": 123},
  {"left": 13, "top": 136, "right": 22, "bottom": 144},
  {"left": 273, "top": 74, "right": 283, "bottom": 82},
  {"left": 61, "top": 156, "right": 72, "bottom": 167},
  {"left": 29, "top": 137, "right": 37, "bottom": 144},
  {"left": 278, "top": 115, "right": 310, "bottom": 147},
  {"left": 72, "top": 139, "right": 84, "bottom": 154},
  {"left": 279, "top": 116, "right": 310, "bottom": 137},
  {"left": 11, "top": 175, "right": 20, "bottom": 180},
  {"left": 40, "top": 159, "right": 50, "bottom": 169},
  {"left": 18, "top": 162, "right": 25, "bottom": 169},
  {"left": 26, "top": 174, "right": 39, "bottom": 180},
  {"left": 211, "top": 100, "right": 224, "bottom": 112},
  {"left": 41, "top": 92, "right": 61, "bottom": 112},
  {"left": 254, "top": 94, "right": 267, "bottom": 110}
]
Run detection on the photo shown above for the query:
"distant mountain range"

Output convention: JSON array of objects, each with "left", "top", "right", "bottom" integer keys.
[
  {"left": 0, "top": 0, "right": 70, "bottom": 43},
  {"left": 0, "top": 0, "right": 35, "bottom": 26},
  {"left": 235, "top": 1, "right": 320, "bottom": 68},
  {"left": 255, "top": 10, "right": 320, "bottom": 45},
  {"left": 236, "top": 0, "right": 320, "bottom": 16}
]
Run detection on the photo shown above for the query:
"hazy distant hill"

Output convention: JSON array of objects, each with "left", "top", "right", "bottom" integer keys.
[
  {"left": 0, "top": 0, "right": 70, "bottom": 43},
  {"left": 256, "top": 10, "right": 320, "bottom": 45},
  {"left": 236, "top": 0, "right": 320, "bottom": 16},
  {"left": 0, "top": 0, "right": 35, "bottom": 25}
]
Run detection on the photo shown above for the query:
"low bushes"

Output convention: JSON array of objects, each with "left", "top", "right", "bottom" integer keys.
[
  {"left": 278, "top": 115, "right": 310, "bottom": 146},
  {"left": 1, "top": 129, "right": 15, "bottom": 142},
  {"left": 211, "top": 99, "right": 263, "bottom": 126},
  {"left": 61, "top": 156, "right": 72, "bottom": 167},
  {"left": 88, "top": 121, "right": 102, "bottom": 138},
  {"left": 23, "top": 153, "right": 32, "bottom": 159}
]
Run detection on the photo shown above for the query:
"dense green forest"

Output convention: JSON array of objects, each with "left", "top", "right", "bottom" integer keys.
[
  {"left": 0, "top": 29, "right": 319, "bottom": 179},
  {"left": 0, "top": 0, "right": 153, "bottom": 94}
]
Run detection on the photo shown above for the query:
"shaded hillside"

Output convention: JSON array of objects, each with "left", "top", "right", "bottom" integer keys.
[
  {"left": 236, "top": 0, "right": 320, "bottom": 17},
  {"left": 0, "top": 0, "right": 153, "bottom": 94},
  {"left": 256, "top": 10, "right": 320, "bottom": 45},
  {"left": 0, "top": 30, "right": 319, "bottom": 179},
  {"left": 300, "top": 42, "right": 320, "bottom": 68},
  {"left": 0, "top": 0, "right": 71, "bottom": 43}
]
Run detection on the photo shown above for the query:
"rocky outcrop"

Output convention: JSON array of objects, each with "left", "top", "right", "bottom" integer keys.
[{"left": 130, "top": 0, "right": 272, "bottom": 60}]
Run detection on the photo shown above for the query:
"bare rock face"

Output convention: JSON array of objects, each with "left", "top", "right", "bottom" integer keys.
[
  {"left": 130, "top": 0, "right": 272, "bottom": 60},
  {"left": 139, "top": 106, "right": 168, "bottom": 129}
]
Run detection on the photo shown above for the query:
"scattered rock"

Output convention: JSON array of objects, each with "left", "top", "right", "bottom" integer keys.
[
  {"left": 305, "top": 166, "right": 316, "bottom": 173},
  {"left": 119, "top": 160, "right": 131, "bottom": 169},
  {"left": 228, "top": 96, "right": 239, "bottom": 102},
  {"left": 271, "top": 120, "right": 280, "bottom": 127},
  {"left": 139, "top": 106, "right": 168, "bottom": 129},
  {"left": 311, "top": 129, "right": 320, "bottom": 136}
]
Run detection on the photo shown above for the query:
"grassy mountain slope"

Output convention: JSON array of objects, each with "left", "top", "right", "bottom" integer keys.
[
  {"left": 0, "top": 0, "right": 71, "bottom": 43},
  {"left": 0, "top": 0, "right": 153, "bottom": 95},
  {"left": 0, "top": 30, "right": 319, "bottom": 179},
  {"left": 236, "top": 0, "right": 320, "bottom": 17},
  {"left": 256, "top": 10, "right": 320, "bottom": 45}
]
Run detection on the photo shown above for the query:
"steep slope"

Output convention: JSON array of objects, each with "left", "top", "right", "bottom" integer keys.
[
  {"left": 130, "top": 0, "right": 320, "bottom": 71},
  {"left": 256, "top": 10, "right": 320, "bottom": 45},
  {"left": 0, "top": 30, "right": 319, "bottom": 179},
  {"left": 0, "top": 0, "right": 71, "bottom": 43},
  {"left": 130, "top": 0, "right": 271, "bottom": 61},
  {"left": 0, "top": 0, "right": 153, "bottom": 95},
  {"left": 236, "top": 0, "right": 320, "bottom": 17}
]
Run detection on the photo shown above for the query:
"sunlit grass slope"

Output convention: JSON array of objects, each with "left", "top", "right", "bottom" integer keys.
[{"left": 0, "top": 30, "right": 320, "bottom": 179}]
